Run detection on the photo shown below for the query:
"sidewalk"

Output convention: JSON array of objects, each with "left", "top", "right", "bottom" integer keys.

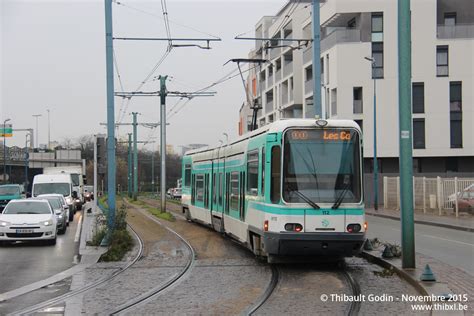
[{"left": 366, "top": 207, "right": 474, "bottom": 232}]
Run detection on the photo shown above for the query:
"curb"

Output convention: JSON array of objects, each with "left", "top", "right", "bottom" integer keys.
[
  {"left": 361, "top": 251, "right": 429, "bottom": 297},
  {"left": 366, "top": 211, "right": 473, "bottom": 233}
]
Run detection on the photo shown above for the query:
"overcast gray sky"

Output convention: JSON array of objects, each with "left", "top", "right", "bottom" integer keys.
[{"left": 1, "top": 0, "right": 286, "bottom": 151}]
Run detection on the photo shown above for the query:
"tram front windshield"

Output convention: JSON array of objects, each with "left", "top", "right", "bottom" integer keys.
[{"left": 283, "top": 128, "right": 361, "bottom": 204}]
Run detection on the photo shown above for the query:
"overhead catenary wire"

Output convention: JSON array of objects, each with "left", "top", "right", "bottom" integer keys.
[
  {"left": 160, "top": 0, "right": 173, "bottom": 51},
  {"left": 112, "top": 0, "right": 220, "bottom": 40}
]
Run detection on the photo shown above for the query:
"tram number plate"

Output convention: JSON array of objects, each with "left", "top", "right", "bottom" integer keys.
[
  {"left": 322, "top": 211, "right": 330, "bottom": 215},
  {"left": 16, "top": 229, "right": 34, "bottom": 234}
]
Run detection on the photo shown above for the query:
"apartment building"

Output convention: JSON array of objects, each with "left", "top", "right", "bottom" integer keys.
[{"left": 238, "top": 0, "right": 474, "bottom": 176}]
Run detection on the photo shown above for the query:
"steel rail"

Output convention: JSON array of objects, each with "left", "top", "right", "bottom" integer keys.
[
  {"left": 109, "top": 203, "right": 196, "bottom": 315},
  {"left": 246, "top": 265, "right": 279, "bottom": 316},
  {"left": 342, "top": 269, "right": 362, "bottom": 316},
  {"left": 10, "top": 224, "right": 145, "bottom": 316}
]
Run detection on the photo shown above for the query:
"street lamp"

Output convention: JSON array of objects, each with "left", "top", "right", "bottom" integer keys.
[
  {"left": 32, "top": 114, "right": 42, "bottom": 148},
  {"left": 25, "top": 133, "right": 30, "bottom": 188},
  {"left": 364, "top": 56, "right": 378, "bottom": 210},
  {"left": 3, "top": 118, "right": 11, "bottom": 184},
  {"left": 47, "top": 109, "right": 51, "bottom": 149}
]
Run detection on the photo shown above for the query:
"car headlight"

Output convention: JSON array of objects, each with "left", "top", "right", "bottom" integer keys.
[
  {"left": 43, "top": 219, "right": 53, "bottom": 226},
  {"left": 56, "top": 214, "right": 63, "bottom": 219},
  {"left": 0, "top": 220, "right": 11, "bottom": 227}
]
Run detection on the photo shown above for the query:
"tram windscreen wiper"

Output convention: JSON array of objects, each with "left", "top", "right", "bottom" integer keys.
[
  {"left": 332, "top": 179, "right": 351, "bottom": 209},
  {"left": 287, "top": 186, "right": 320, "bottom": 209}
]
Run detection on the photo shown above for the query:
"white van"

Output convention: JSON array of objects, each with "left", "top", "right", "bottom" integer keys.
[
  {"left": 32, "top": 174, "right": 78, "bottom": 215},
  {"left": 43, "top": 167, "right": 84, "bottom": 208}
]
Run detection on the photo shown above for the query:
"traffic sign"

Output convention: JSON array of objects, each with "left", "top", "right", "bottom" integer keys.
[{"left": 0, "top": 124, "right": 13, "bottom": 137}]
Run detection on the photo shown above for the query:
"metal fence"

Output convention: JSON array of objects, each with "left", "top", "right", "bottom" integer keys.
[{"left": 383, "top": 176, "right": 474, "bottom": 217}]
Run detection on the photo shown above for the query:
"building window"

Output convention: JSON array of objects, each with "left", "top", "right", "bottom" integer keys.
[
  {"left": 331, "top": 88, "right": 337, "bottom": 116},
  {"left": 450, "top": 81, "right": 462, "bottom": 148},
  {"left": 305, "top": 66, "right": 312, "bottom": 81},
  {"left": 347, "top": 17, "right": 356, "bottom": 29},
  {"left": 355, "top": 119, "right": 363, "bottom": 133},
  {"left": 372, "top": 42, "right": 384, "bottom": 78},
  {"left": 436, "top": 46, "right": 449, "bottom": 77},
  {"left": 353, "top": 87, "right": 363, "bottom": 113},
  {"left": 413, "top": 119, "right": 425, "bottom": 149},
  {"left": 412, "top": 83, "right": 424, "bottom": 113},
  {"left": 326, "top": 54, "right": 329, "bottom": 83},
  {"left": 371, "top": 13, "right": 383, "bottom": 42},
  {"left": 444, "top": 12, "right": 456, "bottom": 26}
]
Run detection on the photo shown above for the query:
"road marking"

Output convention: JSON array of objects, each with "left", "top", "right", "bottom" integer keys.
[
  {"left": 74, "top": 215, "right": 82, "bottom": 243},
  {"left": 418, "top": 233, "right": 474, "bottom": 247}
]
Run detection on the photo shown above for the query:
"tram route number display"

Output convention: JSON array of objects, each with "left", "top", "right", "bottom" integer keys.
[{"left": 289, "top": 129, "right": 354, "bottom": 142}]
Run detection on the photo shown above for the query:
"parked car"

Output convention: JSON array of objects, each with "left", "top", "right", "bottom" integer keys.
[
  {"left": 39, "top": 194, "right": 71, "bottom": 224},
  {"left": 33, "top": 196, "right": 67, "bottom": 234},
  {"left": 457, "top": 187, "right": 474, "bottom": 214},
  {"left": 83, "top": 185, "right": 94, "bottom": 201},
  {"left": 171, "top": 188, "right": 182, "bottom": 200},
  {"left": 0, "top": 184, "right": 25, "bottom": 212},
  {"left": 0, "top": 199, "right": 58, "bottom": 245}
]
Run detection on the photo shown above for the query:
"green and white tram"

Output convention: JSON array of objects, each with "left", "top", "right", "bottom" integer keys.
[{"left": 181, "top": 119, "right": 366, "bottom": 261}]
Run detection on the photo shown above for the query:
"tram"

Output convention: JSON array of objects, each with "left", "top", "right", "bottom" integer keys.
[{"left": 181, "top": 119, "right": 366, "bottom": 262}]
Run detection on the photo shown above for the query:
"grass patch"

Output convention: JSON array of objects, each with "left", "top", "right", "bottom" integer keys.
[
  {"left": 126, "top": 197, "right": 175, "bottom": 222},
  {"left": 99, "top": 205, "right": 134, "bottom": 262}
]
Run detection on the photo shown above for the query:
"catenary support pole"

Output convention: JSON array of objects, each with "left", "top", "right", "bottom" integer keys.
[
  {"left": 93, "top": 135, "right": 98, "bottom": 208},
  {"left": 312, "top": 0, "right": 322, "bottom": 118},
  {"left": 159, "top": 76, "right": 168, "bottom": 212},
  {"left": 104, "top": 0, "right": 116, "bottom": 233},
  {"left": 398, "top": 0, "right": 415, "bottom": 269},
  {"left": 132, "top": 112, "right": 138, "bottom": 201},
  {"left": 373, "top": 75, "right": 378, "bottom": 210},
  {"left": 128, "top": 133, "right": 132, "bottom": 198}
]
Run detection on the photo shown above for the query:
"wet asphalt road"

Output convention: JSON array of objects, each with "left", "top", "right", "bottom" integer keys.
[
  {"left": 0, "top": 209, "right": 82, "bottom": 293},
  {"left": 366, "top": 215, "right": 474, "bottom": 275}
]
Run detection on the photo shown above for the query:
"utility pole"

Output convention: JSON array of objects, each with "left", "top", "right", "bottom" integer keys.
[
  {"left": 159, "top": 76, "right": 168, "bottom": 212},
  {"left": 127, "top": 133, "right": 132, "bottom": 198},
  {"left": 32, "top": 114, "right": 42, "bottom": 148},
  {"left": 398, "top": 0, "right": 415, "bottom": 269},
  {"left": 312, "top": 0, "right": 321, "bottom": 118},
  {"left": 47, "top": 109, "right": 51, "bottom": 149},
  {"left": 104, "top": 0, "right": 117, "bottom": 236},
  {"left": 132, "top": 112, "right": 139, "bottom": 200},
  {"left": 24, "top": 134, "right": 30, "bottom": 188},
  {"left": 3, "top": 118, "right": 11, "bottom": 184}
]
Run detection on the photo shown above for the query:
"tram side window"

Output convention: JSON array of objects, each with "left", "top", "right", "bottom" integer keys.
[
  {"left": 204, "top": 174, "right": 209, "bottom": 209},
  {"left": 247, "top": 151, "right": 259, "bottom": 196},
  {"left": 230, "top": 172, "right": 239, "bottom": 211},
  {"left": 271, "top": 146, "right": 281, "bottom": 204},
  {"left": 261, "top": 148, "right": 265, "bottom": 196},
  {"left": 184, "top": 164, "right": 191, "bottom": 187},
  {"left": 219, "top": 173, "right": 223, "bottom": 206},
  {"left": 212, "top": 173, "right": 216, "bottom": 205},
  {"left": 191, "top": 174, "right": 195, "bottom": 204},
  {"left": 196, "top": 174, "right": 204, "bottom": 202}
]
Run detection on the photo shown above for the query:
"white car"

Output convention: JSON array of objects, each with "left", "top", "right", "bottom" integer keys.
[
  {"left": 0, "top": 199, "right": 58, "bottom": 245},
  {"left": 38, "top": 194, "right": 71, "bottom": 224}
]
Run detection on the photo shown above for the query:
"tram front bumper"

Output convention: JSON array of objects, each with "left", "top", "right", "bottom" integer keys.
[{"left": 262, "top": 232, "right": 365, "bottom": 257}]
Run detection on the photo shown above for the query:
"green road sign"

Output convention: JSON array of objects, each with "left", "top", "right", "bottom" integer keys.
[{"left": 0, "top": 124, "right": 13, "bottom": 137}]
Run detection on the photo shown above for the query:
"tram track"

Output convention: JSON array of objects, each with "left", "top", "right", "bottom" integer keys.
[
  {"left": 9, "top": 224, "right": 145, "bottom": 316},
  {"left": 109, "top": 200, "right": 196, "bottom": 315},
  {"left": 341, "top": 269, "right": 362, "bottom": 316}
]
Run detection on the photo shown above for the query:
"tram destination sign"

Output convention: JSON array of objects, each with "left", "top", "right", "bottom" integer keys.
[{"left": 288, "top": 129, "right": 356, "bottom": 142}]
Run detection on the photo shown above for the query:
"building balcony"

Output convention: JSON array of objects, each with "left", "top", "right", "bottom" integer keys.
[
  {"left": 265, "top": 100, "right": 274, "bottom": 113},
  {"left": 275, "top": 69, "right": 282, "bottom": 82},
  {"left": 353, "top": 100, "right": 363, "bottom": 114},
  {"left": 283, "top": 62, "right": 293, "bottom": 77},
  {"left": 304, "top": 79, "right": 313, "bottom": 95},
  {"left": 321, "top": 29, "right": 361, "bottom": 52},
  {"left": 269, "top": 47, "right": 280, "bottom": 60},
  {"left": 303, "top": 44, "right": 312, "bottom": 64},
  {"left": 268, "top": 74, "right": 273, "bottom": 87},
  {"left": 437, "top": 24, "right": 474, "bottom": 39}
]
